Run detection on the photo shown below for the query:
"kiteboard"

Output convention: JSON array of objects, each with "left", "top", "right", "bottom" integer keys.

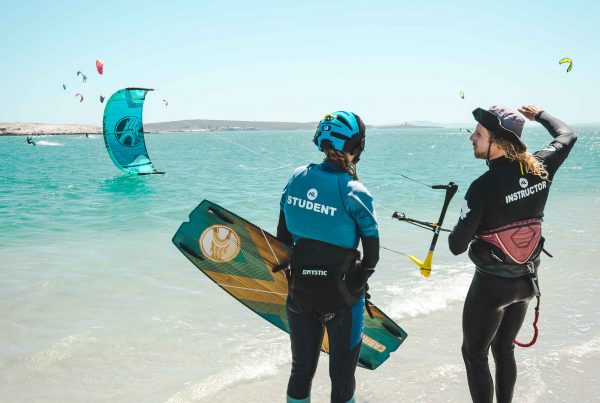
[{"left": 172, "top": 200, "right": 407, "bottom": 370}]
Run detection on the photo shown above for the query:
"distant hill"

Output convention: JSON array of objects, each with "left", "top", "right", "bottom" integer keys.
[
  {"left": 144, "top": 118, "right": 444, "bottom": 132},
  {"left": 374, "top": 120, "right": 443, "bottom": 129},
  {"left": 1, "top": 118, "right": 453, "bottom": 136},
  {"left": 144, "top": 119, "right": 318, "bottom": 132}
]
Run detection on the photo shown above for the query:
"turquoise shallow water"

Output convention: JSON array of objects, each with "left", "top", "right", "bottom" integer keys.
[{"left": 1, "top": 127, "right": 599, "bottom": 402}]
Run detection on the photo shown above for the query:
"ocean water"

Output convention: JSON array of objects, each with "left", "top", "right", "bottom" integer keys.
[{"left": 1, "top": 126, "right": 599, "bottom": 402}]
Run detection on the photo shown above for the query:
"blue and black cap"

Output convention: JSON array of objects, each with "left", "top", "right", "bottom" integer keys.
[{"left": 313, "top": 111, "right": 366, "bottom": 162}]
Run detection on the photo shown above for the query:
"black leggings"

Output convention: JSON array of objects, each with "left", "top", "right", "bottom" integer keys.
[
  {"left": 462, "top": 270, "right": 535, "bottom": 403},
  {"left": 286, "top": 297, "right": 364, "bottom": 403}
]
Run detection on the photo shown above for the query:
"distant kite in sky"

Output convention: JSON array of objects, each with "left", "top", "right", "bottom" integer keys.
[
  {"left": 77, "top": 71, "right": 87, "bottom": 83},
  {"left": 75, "top": 93, "right": 84, "bottom": 102},
  {"left": 559, "top": 57, "right": 573, "bottom": 72},
  {"left": 162, "top": 99, "right": 168, "bottom": 107},
  {"left": 459, "top": 91, "right": 465, "bottom": 99},
  {"left": 62, "top": 84, "right": 67, "bottom": 90},
  {"left": 96, "top": 59, "right": 104, "bottom": 75},
  {"left": 100, "top": 95, "right": 105, "bottom": 103}
]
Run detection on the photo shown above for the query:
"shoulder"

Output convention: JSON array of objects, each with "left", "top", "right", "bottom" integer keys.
[
  {"left": 467, "top": 172, "right": 488, "bottom": 193},
  {"left": 464, "top": 171, "right": 496, "bottom": 206},
  {"left": 345, "top": 179, "right": 372, "bottom": 198},
  {"left": 343, "top": 178, "right": 375, "bottom": 213},
  {"left": 289, "top": 164, "right": 313, "bottom": 179}
]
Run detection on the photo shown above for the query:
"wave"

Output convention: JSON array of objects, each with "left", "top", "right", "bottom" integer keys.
[
  {"left": 375, "top": 261, "right": 473, "bottom": 319},
  {"left": 36, "top": 140, "right": 63, "bottom": 146},
  {"left": 26, "top": 332, "right": 96, "bottom": 367},
  {"left": 516, "top": 335, "right": 600, "bottom": 402},
  {"left": 166, "top": 335, "right": 289, "bottom": 402}
]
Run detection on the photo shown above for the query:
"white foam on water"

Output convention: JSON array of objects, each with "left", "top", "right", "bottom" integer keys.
[
  {"left": 515, "top": 368, "right": 548, "bottom": 403},
  {"left": 566, "top": 336, "right": 600, "bottom": 357},
  {"left": 166, "top": 337, "right": 290, "bottom": 402},
  {"left": 35, "top": 140, "right": 63, "bottom": 146},
  {"left": 379, "top": 261, "right": 472, "bottom": 319},
  {"left": 26, "top": 333, "right": 96, "bottom": 367},
  {"left": 516, "top": 336, "right": 600, "bottom": 401}
]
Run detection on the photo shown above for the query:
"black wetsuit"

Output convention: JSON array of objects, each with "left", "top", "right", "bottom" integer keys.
[{"left": 449, "top": 111, "right": 576, "bottom": 403}]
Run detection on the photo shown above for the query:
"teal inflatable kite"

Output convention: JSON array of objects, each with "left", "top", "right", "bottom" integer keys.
[{"left": 102, "top": 88, "right": 163, "bottom": 175}]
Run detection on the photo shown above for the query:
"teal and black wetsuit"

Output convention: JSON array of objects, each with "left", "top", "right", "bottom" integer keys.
[
  {"left": 449, "top": 111, "right": 577, "bottom": 403},
  {"left": 277, "top": 161, "right": 379, "bottom": 403}
]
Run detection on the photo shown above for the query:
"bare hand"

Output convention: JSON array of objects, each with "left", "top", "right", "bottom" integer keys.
[{"left": 518, "top": 105, "right": 543, "bottom": 121}]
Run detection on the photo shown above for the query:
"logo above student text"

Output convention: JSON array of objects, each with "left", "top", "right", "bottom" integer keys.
[{"left": 307, "top": 188, "right": 318, "bottom": 201}]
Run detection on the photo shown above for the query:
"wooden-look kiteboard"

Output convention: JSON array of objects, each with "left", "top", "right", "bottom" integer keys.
[{"left": 172, "top": 199, "right": 406, "bottom": 370}]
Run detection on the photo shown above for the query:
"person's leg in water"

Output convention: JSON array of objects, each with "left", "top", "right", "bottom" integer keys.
[
  {"left": 491, "top": 290, "right": 533, "bottom": 402},
  {"left": 286, "top": 302, "right": 324, "bottom": 402},
  {"left": 326, "top": 296, "right": 364, "bottom": 403},
  {"left": 462, "top": 271, "right": 502, "bottom": 403},
  {"left": 462, "top": 271, "right": 534, "bottom": 403}
]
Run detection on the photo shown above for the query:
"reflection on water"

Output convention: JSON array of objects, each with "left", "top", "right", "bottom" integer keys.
[{"left": 99, "top": 174, "right": 156, "bottom": 196}]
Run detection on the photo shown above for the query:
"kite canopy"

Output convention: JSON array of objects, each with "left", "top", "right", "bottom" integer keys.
[
  {"left": 102, "top": 88, "right": 163, "bottom": 175},
  {"left": 559, "top": 57, "right": 573, "bottom": 72},
  {"left": 77, "top": 71, "right": 87, "bottom": 83},
  {"left": 96, "top": 59, "right": 104, "bottom": 74}
]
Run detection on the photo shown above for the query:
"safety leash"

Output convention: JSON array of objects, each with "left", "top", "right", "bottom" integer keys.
[{"left": 515, "top": 264, "right": 541, "bottom": 347}]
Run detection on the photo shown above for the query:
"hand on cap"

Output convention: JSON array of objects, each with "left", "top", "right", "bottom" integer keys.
[{"left": 518, "top": 105, "right": 543, "bottom": 121}]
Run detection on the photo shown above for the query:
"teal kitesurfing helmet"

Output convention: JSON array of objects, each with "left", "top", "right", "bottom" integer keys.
[{"left": 313, "top": 111, "right": 366, "bottom": 162}]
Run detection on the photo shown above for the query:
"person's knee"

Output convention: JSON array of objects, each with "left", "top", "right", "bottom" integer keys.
[
  {"left": 462, "top": 342, "right": 488, "bottom": 366},
  {"left": 491, "top": 341, "right": 515, "bottom": 363},
  {"left": 290, "top": 363, "right": 315, "bottom": 386}
]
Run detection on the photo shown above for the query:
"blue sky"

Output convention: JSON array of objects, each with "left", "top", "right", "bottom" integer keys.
[{"left": 1, "top": 0, "right": 599, "bottom": 125}]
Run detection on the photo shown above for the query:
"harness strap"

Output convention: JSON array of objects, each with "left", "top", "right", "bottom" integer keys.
[{"left": 364, "top": 286, "right": 374, "bottom": 319}]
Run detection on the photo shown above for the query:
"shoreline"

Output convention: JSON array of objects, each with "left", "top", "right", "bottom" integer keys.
[
  {"left": 1, "top": 121, "right": 443, "bottom": 136},
  {"left": 0, "top": 123, "right": 101, "bottom": 136}
]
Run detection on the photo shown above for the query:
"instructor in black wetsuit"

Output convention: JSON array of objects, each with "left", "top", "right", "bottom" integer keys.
[{"left": 449, "top": 105, "right": 576, "bottom": 403}]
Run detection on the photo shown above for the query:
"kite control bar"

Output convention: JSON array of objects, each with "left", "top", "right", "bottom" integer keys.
[
  {"left": 392, "top": 212, "right": 451, "bottom": 233},
  {"left": 392, "top": 182, "right": 458, "bottom": 277}
]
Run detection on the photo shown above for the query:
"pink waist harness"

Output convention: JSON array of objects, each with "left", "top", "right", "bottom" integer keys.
[{"left": 480, "top": 219, "right": 543, "bottom": 265}]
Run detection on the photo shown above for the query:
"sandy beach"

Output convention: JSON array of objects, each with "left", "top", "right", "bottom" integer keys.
[{"left": 0, "top": 122, "right": 101, "bottom": 136}]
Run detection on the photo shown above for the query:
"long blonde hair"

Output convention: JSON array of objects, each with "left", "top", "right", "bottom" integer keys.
[
  {"left": 494, "top": 137, "right": 549, "bottom": 180},
  {"left": 324, "top": 149, "right": 359, "bottom": 180}
]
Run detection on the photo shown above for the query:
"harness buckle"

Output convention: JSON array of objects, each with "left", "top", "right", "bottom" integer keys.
[{"left": 526, "top": 261, "right": 535, "bottom": 274}]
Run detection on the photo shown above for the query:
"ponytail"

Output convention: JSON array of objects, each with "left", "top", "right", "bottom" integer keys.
[{"left": 324, "top": 149, "right": 359, "bottom": 180}]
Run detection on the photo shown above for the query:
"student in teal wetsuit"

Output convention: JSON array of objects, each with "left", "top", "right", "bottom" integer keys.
[{"left": 277, "top": 111, "right": 379, "bottom": 403}]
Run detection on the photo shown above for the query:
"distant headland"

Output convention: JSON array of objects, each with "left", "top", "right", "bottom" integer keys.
[{"left": 0, "top": 119, "right": 441, "bottom": 136}]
